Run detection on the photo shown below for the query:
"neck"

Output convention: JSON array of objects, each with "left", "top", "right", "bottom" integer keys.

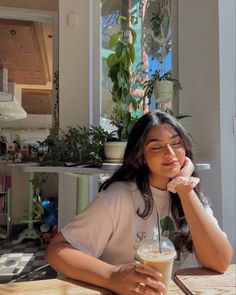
[{"left": 149, "top": 175, "right": 170, "bottom": 190}]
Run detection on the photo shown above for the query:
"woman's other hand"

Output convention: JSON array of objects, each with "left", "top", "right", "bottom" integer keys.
[
  {"left": 110, "top": 262, "right": 165, "bottom": 295},
  {"left": 175, "top": 156, "right": 194, "bottom": 178},
  {"left": 169, "top": 157, "right": 196, "bottom": 194}
]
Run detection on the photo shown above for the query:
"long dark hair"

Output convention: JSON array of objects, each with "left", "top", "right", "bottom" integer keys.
[{"left": 100, "top": 111, "right": 209, "bottom": 252}]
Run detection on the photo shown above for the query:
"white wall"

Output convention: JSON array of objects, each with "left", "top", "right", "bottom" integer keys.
[
  {"left": 178, "top": 0, "right": 236, "bottom": 261},
  {"left": 59, "top": 0, "right": 88, "bottom": 129},
  {"left": 178, "top": 0, "right": 221, "bottom": 212},
  {"left": 59, "top": 0, "right": 101, "bottom": 129},
  {"left": 218, "top": 0, "right": 236, "bottom": 260}
]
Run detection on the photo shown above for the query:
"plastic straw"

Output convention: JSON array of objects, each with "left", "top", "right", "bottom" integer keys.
[{"left": 157, "top": 212, "right": 162, "bottom": 253}]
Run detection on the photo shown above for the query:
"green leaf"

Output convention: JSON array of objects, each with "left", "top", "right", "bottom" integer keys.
[
  {"left": 117, "top": 72, "right": 123, "bottom": 89},
  {"left": 129, "top": 28, "right": 137, "bottom": 44},
  {"left": 130, "top": 96, "right": 138, "bottom": 110},
  {"left": 109, "top": 32, "right": 121, "bottom": 48},
  {"left": 117, "top": 15, "right": 127, "bottom": 24},
  {"left": 128, "top": 44, "right": 136, "bottom": 63},
  {"left": 131, "top": 15, "right": 137, "bottom": 25},
  {"left": 108, "top": 63, "right": 119, "bottom": 81},
  {"left": 107, "top": 54, "right": 117, "bottom": 68},
  {"left": 115, "top": 41, "right": 123, "bottom": 59},
  {"left": 120, "top": 53, "right": 128, "bottom": 65}
]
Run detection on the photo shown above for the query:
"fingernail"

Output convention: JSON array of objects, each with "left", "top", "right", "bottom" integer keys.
[
  {"left": 160, "top": 283, "right": 165, "bottom": 290},
  {"left": 156, "top": 272, "right": 162, "bottom": 278}
]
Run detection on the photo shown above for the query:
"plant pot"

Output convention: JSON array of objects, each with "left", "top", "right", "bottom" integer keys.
[
  {"left": 154, "top": 80, "right": 174, "bottom": 103},
  {"left": 104, "top": 141, "right": 127, "bottom": 163}
]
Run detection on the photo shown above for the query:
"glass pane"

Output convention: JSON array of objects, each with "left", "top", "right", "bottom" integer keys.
[{"left": 100, "top": 0, "right": 172, "bottom": 130}]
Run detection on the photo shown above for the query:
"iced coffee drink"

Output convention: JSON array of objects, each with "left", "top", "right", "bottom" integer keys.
[{"left": 136, "top": 237, "right": 176, "bottom": 294}]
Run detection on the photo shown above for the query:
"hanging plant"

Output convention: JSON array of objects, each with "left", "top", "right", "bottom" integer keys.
[
  {"left": 143, "top": 0, "right": 171, "bottom": 62},
  {"left": 150, "top": 0, "right": 171, "bottom": 39},
  {"left": 51, "top": 70, "right": 59, "bottom": 136}
]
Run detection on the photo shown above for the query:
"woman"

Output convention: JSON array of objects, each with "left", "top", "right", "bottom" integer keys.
[{"left": 46, "top": 111, "right": 232, "bottom": 295}]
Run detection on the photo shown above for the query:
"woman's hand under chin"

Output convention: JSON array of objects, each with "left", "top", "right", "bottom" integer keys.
[
  {"left": 167, "top": 157, "right": 198, "bottom": 194},
  {"left": 174, "top": 157, "right": 194, "bottom": 178}
]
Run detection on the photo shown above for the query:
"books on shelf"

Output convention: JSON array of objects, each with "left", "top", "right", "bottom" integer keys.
[
  {"left": 0, "top": 175, "right": 11, "bottom": 214},
  {"left": 0, "top": 193, "right": 7, "bottom": 214},
  {"left": 0, "top": 175, "right": 11, "bottom": 192}
]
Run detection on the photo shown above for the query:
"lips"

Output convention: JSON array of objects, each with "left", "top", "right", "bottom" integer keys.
[{"left": 162, "top": 161, "right": 179, "bottom": 167}]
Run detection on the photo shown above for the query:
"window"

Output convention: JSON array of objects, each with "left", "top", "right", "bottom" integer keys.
[{"left": 100, "top": 0, "right": 173, "bottom": 130}]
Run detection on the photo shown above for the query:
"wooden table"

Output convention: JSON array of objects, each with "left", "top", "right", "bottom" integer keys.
[
  {"left": 174, "top": 264, "right": 236, "bottom": 295},
  {"left": 0, "top": 278, "right": 183, "bottom": 294}
]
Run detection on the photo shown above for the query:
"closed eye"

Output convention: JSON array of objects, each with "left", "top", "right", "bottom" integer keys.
[
  {"left": 171, "top": 139, "right": 182, "bottom": 147},
  {"left": 150, "top": 146, "right": 162, "bottom": 151}
]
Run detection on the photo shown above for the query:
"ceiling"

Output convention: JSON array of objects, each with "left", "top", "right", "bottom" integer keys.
[{"left": 0, "top": 18, "right": 53, "bottom": 115}]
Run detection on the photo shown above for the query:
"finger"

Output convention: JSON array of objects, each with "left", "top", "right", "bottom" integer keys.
[
  {"left": 182, "top": 158, "right": 193, "bottom": 169},
  {"left": 134, "top": 282, "right": 163, "bottom": 295},
  {"left": 144, "top": 276, "right": 165, "bottom": 293},
  {"left": 184, "top": 156, "right": 191, "bottom": 163},
  {"left": 177, "top": 158, "right": 194, "bottom": 177},
  {"left": 135, "top": 262, "right": 162, "bottom": 280}
]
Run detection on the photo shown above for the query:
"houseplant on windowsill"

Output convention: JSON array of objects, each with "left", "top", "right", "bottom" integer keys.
[
  {"left": 32, "top": 126, "right": 112, "bottom": 167},
  {"left": 142, "top": 71, "right": 190, "bottom": 121},
  {"left": 142, "top": 70, "right": 182, "bottom": 109},
  {"left": 105, "top": 15, "right": 143, "bottom": 162}
]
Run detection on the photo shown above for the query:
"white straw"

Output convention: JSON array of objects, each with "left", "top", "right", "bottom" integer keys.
[{"left": 157, "top": 212, "right": 162, "bottom": 253}]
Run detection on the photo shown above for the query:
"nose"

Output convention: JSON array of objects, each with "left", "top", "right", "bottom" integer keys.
[{"left": 163, "top": 144, "right": 175, "bottom": 159}]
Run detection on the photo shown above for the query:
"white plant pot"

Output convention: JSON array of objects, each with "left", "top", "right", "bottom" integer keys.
[
  {"left": 154, "top": 80, "right": 174, "bottom": 103},
  {"left": 104, "top": 141, "right": 127, "bottom": 163}
]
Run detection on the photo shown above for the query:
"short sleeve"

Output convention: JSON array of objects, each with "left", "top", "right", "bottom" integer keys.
[{"left": 61, "top": 195, "right": 114, "bottom": 258}]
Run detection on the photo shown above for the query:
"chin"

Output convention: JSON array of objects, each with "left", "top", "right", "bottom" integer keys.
[{"left": 167, "top": 169, "right": 181, "bottom": 178}]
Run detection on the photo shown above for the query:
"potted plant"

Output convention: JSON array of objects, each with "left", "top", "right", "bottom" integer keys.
[
  {"left": 142, "top": 70, "right": 182, "bottom": 107},
  {"left": 105, "top": 15, "right": 142, "bottom": 161},
  {"left": 33, "top": 126, "right": 112, "bottom": 167},
  {"left": 63, "top": 125, "right": 112, "bottom": 167}
]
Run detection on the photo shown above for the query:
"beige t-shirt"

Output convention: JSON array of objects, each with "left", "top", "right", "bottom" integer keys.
[{"left": 61, "top": 181, "right": 223, "bottom": 270}]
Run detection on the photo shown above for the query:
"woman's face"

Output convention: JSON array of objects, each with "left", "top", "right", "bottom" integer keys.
[{"left": 143, "top": 124, "right": 186, "bottom": 189}]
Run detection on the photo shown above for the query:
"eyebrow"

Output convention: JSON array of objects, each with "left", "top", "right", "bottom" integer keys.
[{"left": 145, "top": 133, "right": 180, "bottom": 145}]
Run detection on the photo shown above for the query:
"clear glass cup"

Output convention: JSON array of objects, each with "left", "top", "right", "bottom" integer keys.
[{"left": 136, "top": 236, "right": 176, "bottom": 295}]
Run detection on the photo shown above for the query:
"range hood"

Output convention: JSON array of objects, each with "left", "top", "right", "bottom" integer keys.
[
  {"left": 0, "top": 68, "right": 27, "bottom": 121},
  {"left": 0, "top": 92, "right": 27, "bottom": 121}
]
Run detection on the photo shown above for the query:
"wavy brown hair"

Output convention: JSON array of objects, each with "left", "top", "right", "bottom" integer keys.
[{"left": 100, "top": 111, "right": 209, "bottom": 252}]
